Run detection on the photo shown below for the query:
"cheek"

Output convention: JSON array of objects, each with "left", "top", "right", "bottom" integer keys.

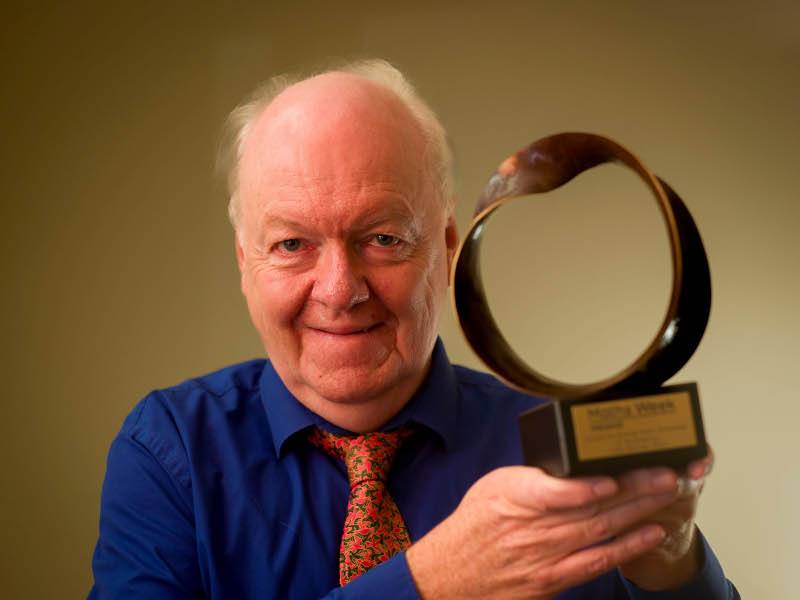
[
  {"left": 245, "top": 271, "right": 308, "bottom": 337},
  {"left": 381, "top": 259, "right": 448, "bottom": 346}
]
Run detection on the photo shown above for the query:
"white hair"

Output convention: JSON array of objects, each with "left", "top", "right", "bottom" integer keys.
[{"left": 216, "top": 59, "right": 455, "bottom": 229}]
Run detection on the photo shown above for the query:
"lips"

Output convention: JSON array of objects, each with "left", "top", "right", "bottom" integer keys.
[{"left": 307, "top": 323, "right": 382, "bottom": 335}]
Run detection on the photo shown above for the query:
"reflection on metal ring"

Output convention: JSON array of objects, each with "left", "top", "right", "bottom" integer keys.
[{"left": 451, "top": 132, "right": 711, "bottom": 400}]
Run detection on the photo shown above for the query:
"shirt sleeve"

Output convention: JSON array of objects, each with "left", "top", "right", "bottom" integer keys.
[
  {"left": 320, "top": 552, "right": 420, "bottom": 600},
  {"left": 618, "top": 531, "right": 740, "bottom": 599},
  {"left": 89, "top": 396, "right": 204, "bottom": 599}
]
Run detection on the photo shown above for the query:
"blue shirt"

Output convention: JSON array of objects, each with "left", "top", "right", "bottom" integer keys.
[{"left": 89, "top": 340, "right": 737, "bottom": 599}]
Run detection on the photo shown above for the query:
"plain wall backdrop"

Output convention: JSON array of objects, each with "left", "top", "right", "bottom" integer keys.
[{"left": 2, "top": 1, "right": 797, "bottom": 597}]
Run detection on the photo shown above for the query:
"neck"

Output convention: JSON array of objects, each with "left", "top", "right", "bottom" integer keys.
[
  {"left": 287, "top": 366, "right": 430, "bottom": 433},
  {"left": 309, "top": 398, "right": 410, "bottom": 433}
]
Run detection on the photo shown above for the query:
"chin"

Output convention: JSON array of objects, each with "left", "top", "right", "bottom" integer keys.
[{"left": 306, "top": 362, "right": 402, "bottom": 406}]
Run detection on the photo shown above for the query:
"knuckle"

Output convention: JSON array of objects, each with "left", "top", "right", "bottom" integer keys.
[
  {"left": 579, "top": 501, "right": 602, "bottom": 520},
  {"left": 639, "top": 493, "right": 671, "bottom": 513},
  {"left": 585, "top": 515, "right": 611, "bottom": 540},
  {"left": 529, "top": 565, "right": 561, "bottom": 591},
  {"left": 587, "top": 553, "right": 611, "bottom": 575}
]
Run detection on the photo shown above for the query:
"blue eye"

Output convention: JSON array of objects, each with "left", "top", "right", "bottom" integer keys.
[
  {"left": 373, "top": 234, "right": 398, "bottom": 247},
  {"left": 280, "top": 239, "right": 302, "bottom": 252}
]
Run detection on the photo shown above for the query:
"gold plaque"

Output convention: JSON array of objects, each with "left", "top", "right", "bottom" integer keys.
[{"left": 571, "top": 391, "right": 697, "bottom": 462}]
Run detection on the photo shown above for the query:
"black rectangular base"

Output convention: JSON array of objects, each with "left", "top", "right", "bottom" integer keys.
[{"left": 518, "top": 383, "right": 707, "bottom": 477}]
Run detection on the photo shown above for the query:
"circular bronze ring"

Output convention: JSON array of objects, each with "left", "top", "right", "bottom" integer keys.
[{"left": 451, "top": 132, "right": 711, "bottom": 400}]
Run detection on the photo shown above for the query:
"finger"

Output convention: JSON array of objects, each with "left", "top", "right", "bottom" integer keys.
[
  {"left": 616, "top": 467, "right": 679, "bottom": 496},
  {"left": 687, "top": 446, "right": 714, "bottom": 480},
  {"left": 588, "top": 467, "right": 680, "bottom": 513},
  {"left": 676, "top": 475, "right": 704, "bottom": 497},
  {"left": 543, "top": 489, "right": 679, "bottom": 553},
  {"left": 532, "top": 524, "right": 666, "bottom": 594},
  {"left": 503, "top": 466, "right": 619, "bottom": 512}
]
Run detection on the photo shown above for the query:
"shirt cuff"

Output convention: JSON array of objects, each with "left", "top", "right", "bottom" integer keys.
[
  {"left": 326, "top": 552, "right": 420, "bottom": 600},
  {"left": 619, "top": 531, "right": 734, "bottom": 599}
]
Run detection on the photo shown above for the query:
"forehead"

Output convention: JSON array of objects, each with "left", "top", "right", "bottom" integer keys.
[{"left": 237, "top": 74, "right": 437, "bottom": 226}]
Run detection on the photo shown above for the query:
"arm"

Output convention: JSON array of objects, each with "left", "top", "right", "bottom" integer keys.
[
  {"left": 89, "top": 402, "right": 203, "bottom": 599},
  {"left": 618, "top": 531, "right": 741, "bottom": 599},
  {"left": 405, "top": 459, "right": 736, "bottom": 599},
  {"left": 406, "top": 465, "right": 676, "bottom": 599},
  {"left": 319, "top": 458, "right": 739, "bottom": 600},
  {"left": 319, "top": 553, "right": 420, "bottom": 600}
]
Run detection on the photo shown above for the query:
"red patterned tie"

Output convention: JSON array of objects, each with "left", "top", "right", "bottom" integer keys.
[{"left": 308, "top": 427, "right": 415, "bottom": 585}]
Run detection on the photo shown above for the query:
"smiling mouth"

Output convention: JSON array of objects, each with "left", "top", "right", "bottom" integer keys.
[{"left": 309, "top": 323, "right": 383, "bottom": 336}]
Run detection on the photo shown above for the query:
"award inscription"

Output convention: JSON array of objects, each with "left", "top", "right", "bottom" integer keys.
[
  {"left": 451, "top": 133, "right": 711, "bottom": 476},
  {"left": 571, "top": 387, "right": 698, "bottom": 461}
]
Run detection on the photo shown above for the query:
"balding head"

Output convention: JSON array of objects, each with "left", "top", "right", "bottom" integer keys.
[
  {"left": 248, "top": 71, "right": 421, "bottom": 149},
  {"left": 237, "top": 73, "right": 434, "bottom": 240},
  {"left": 219, "top": 60, "right": 454, "bottom": 229},
  {"left": 229, "top": 64, "right": 459, "bottom": 432}
]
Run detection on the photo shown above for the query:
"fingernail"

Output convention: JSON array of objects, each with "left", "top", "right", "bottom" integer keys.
[
  {"left": 593, "top": 479, "right": 617, "bottom": 497},
  {"left": 677, "top": 477, "right": 702, "bottom": 496}
]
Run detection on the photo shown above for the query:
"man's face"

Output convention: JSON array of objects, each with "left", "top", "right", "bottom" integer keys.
[{"left": 235, "top": 74, "right": 457, "bottom": 431}]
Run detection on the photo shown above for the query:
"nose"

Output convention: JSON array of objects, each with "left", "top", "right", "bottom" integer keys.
[{"left": 310, "top": 242, "right": 370, "bottom": 311}]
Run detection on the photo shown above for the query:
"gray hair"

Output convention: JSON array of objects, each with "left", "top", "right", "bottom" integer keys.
[{"left": 217, "top": 59, "right": 455, "bottom": 229}]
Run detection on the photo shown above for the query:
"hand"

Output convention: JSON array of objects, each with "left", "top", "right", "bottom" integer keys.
[
  {"left": 619, "top": 451, "right": 714, "bottom": 591},
  {"left": 406, "top": 465, "right": 683, "bottom": 599}
]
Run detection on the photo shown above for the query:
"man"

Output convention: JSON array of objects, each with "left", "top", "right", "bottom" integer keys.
[{"left": 90, "top": 60, "right": 737, "bottom": 598}]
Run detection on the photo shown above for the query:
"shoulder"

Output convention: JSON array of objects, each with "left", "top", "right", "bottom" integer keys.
[
  {"left": 117, "top": 359, "right": 267, "bottom": 486},
  {"left": 164, "top": 358, "right": 266, "bottom": 403},
  {"left": 124, "top": 359, "right": 266, "bottom": 432}
]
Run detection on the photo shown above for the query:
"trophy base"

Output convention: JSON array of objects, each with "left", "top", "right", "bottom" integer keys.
[{"left": 518, "top": 383, "right": 707, "bottom": 477}]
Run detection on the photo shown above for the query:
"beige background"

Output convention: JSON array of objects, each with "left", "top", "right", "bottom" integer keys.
[{"left": 3, "top": 1, "right": 797, "bottom": 598}]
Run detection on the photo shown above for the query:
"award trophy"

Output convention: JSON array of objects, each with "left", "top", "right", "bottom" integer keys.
[{"left": 452, "top": 133, "right": 710, "bottom": 476}]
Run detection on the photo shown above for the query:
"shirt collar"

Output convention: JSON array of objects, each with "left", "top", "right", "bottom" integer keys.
[{"left": 259, "top": 338, "right": 460, "bottom": 457}]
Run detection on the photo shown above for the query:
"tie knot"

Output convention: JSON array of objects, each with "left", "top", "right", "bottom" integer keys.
[{"left": 309, "top": 427, "right": 414, "bottom": 486}]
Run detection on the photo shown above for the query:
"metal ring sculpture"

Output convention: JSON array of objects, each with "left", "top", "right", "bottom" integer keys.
[{"left": 451, "top": 132, "right": 711, "bottom": 400}]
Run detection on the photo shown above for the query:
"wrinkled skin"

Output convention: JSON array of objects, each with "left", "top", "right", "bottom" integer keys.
[
  {"left": 236, "top": 73, "right": 458, "bottom": 433},
  {"left": 408, "top": 456, "right": 712, "bottom": 598}
]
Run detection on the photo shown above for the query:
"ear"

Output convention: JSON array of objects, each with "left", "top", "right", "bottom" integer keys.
[{"left": 444, "top": 215, "right": 459, "bottom": 282}]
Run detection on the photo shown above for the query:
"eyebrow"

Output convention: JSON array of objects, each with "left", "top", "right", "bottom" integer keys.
[
  {"left": 261, "top": 216, "right": 314, "bottom": 233},
  {"left": 354, "top": 205, "right": 418, "bottom": 230},
  {"left": 260, "top": 204, "right": 419, "bottom": 233}
]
